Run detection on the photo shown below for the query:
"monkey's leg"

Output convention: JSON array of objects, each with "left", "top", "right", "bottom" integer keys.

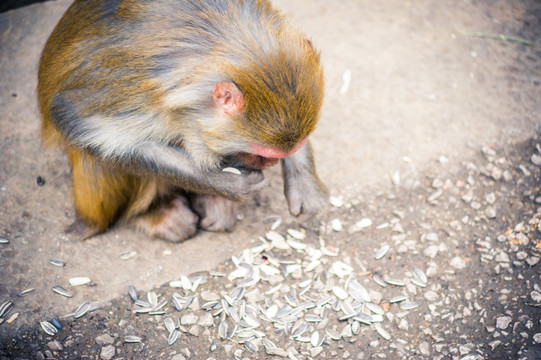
[
  {"left": 68, "top": 147, "right": 199, "bottom": 242},
  {"left": 191, "top": 195, "right": 238, "bottom": 232},
  {"left": 134, "top": 194, "right": 199, "bottom": 242},
  {"left": 282, "top": 141, "right": 328, "bottom": 218},
  {"left": 67, "top": 147, "right": 137, "bottom": 237}
]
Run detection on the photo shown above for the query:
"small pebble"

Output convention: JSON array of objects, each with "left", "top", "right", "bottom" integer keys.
[
  {"left": 100, "top": 345, "right": 115, "bottom": 360},
  {"left": 485, "top": 207, "right": 497, "bottom": 219},
  {"left": 96, "top": 334, "right": 115, "bottom": 346},
  {"left": 496, "top": 316, "right": 512, "bottom": 329},
  {"left": 181, "top": 314, "right": 198, "bottom": 326},
  {"left": 450, "top": 256, "right": 467, "bottom": 270},
  {"left": 331, "top": 219, "right": 343, "bottom": 232}
]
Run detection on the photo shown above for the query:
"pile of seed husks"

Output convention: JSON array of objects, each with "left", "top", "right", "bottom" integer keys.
[{"left": 125, "top": 225, "right": 427, "bottom": 358}]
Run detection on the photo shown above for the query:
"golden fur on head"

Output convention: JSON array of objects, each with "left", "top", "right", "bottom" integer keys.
[{"left": 228, "top": 38, "right": 324, "bottom": 152}]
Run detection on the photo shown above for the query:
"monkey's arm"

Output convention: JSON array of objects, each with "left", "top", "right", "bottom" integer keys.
[
  {"left": 281, "top": 141, "right": 328, "bottom": 218},
  {"left": 125, "top": 144, "right": 265, "bottom": 201},
  {"left": 49, "top": 91, "right": 265, "bottom": 200}
]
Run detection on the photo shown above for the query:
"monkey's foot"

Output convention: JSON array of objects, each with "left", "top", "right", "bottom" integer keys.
[
  {"left": 136, "top": 196, "right": 199, "bottom": 242},
  {"left": 65, "top": 218, "right": 103, "bottom": 241},
  {"left": 192, "top": 195, "right": 239, "bottom": 232}
]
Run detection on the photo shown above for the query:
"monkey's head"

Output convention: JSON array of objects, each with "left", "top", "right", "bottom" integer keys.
[{"left": 209, "top": 39, "right": 324, "bottom": 170}]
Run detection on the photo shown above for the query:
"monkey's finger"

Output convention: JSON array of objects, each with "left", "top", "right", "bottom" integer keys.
[{"left": 286, "top": 192, "right": 304, "bottom": 217}]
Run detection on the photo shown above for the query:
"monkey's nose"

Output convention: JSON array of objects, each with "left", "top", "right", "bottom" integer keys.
[{"left": 250, "top": 137, "right": 308, "bottom": 159}]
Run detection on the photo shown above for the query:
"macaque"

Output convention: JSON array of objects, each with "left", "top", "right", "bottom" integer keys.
[{"left": 38, "top": 0, "right": 327, "bottom": 242}]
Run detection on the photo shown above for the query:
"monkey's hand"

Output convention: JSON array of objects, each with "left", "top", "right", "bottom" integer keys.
[
  {"left": 282, "top": 142, "right": 328, "bottom": 219},
  {"left": 108, "top": 143, "right": 265, "bottom": 201},
  {"left": 202, "top": 167, "right": 266, "bottom": 201}
]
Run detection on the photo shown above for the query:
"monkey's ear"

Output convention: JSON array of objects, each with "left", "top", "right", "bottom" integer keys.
[{"left": 213, "top": 82, "right": 245, "bottom": 115}]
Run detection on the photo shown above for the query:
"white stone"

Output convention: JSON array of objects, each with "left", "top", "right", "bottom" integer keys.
[
  {"left": 423, "top": 245, "right": 439, "bottom": 259},
  {"left": 180, "top": 314, "right": 198, "bottom": 325},
  {"left": 496, "top": 316, "right": 512, "bottom": 329},
  {"left": 100, "top": 345, "right": 115, "bottom": 360},
  {"left": 424, "top": 291, "right": 439, "bottom": 302},
  {"left": 450, "top": 256, "right": 467, "bottom": 270},
  {"left": 331, "top": 219, "right": 343, "bottom": 232},
  {"left": 531, "top": 291, "right": 541, "bottom": 303},
  {"left": 419, "top": 342, "right": 430, "bottom": 356},
  {"left": 495, "top": 252, "right": 510, "bottom": 263}
]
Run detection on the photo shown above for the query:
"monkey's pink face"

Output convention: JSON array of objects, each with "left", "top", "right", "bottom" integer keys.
[{"left": 240, "top": 137, "right": 308, "bottom": 170}]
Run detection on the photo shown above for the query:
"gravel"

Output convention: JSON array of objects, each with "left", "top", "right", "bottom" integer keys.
[{"left": 2, "top": 136, "right": 541, "bottom": 360}]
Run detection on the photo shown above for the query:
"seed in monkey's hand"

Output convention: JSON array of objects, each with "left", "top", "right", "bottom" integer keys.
[{"left": 222, "top": 167, "right": 242, "bottom": 175}]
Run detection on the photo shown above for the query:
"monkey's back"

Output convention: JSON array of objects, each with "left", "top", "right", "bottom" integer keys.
[{"left": 38, "top": 0, "right": 322, "bottom": 156}]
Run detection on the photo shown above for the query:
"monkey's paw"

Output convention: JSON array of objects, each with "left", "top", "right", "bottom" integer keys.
[
  {"left": 285, "top": 177, "right": 328, "bottom": 220},
  {"left": 192, "top": 194, "right": 239, "bottom": 232},
  {"left": 137, "top": 197, "right": 199, "bottom": 242}
]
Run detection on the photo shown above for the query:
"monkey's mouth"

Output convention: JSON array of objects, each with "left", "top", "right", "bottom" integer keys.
[{"left": 238, "top": 153, "right": 280, "bottom": 170}]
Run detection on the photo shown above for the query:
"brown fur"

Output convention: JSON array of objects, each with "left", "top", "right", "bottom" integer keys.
[{"left": 38, "top": 0, "right": 326, "bottom": 241}]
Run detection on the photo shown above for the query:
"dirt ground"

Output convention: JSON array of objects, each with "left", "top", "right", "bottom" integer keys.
[{"left": 0, "top": 0, "right": 540, "bottom": 359}]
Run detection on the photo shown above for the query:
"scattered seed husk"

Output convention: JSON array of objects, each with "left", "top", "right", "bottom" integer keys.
[
  {"left": 0, "top": 237, "right": 9, "bottom": 244},
  {"left": 310, "top": 331, "right": 321, "bottom": 347},
  {"left": 287, "top": 228, "right": 306, "bottom": 240},
  {"left": 51, "top": 318, "right": 62, "bottom": 330},
  {"left": 52, "top": 286, "right": 73, "bottom": 298},
  {"left": 74, "top": 301, "right": 91, "bottom": 319},
  {"left": 135, "top": 299, "right": 151, "bottom": 308},
  {"left": 134, "top": 306, "right": 153, "bottom": 314},
  {"left": 227, "top": 323, "right": 237, "bottom": 339},
  {"left": 222, "top": 167, "right": 241, "bottom": 175},
  {"left": 0, "top": 301, "right": 13, "bottom": 318},
  {"left": 374, "top": 244, "right": 390, "bottom": 260},
  {"left": 332, "top": 286, "right": 348, "bottom": 300},
  {"left": 326, "top": 328, "right": 342, "bottom": 340},
  {"left": 374, "top": 324, "right": 391, "bottom": 340},
  {"left": 124, "top": 335, "right": 142, "bottom": 343},
  {"left": 292, "top": 322, "right": 309, "bottom": 338},
  {"left": 168, "top": 329, "right": 179, "bottom": 346},
  {"left": 147, "top": 291, "right": 158, "bottom": 307},
  {"left": 88, "top": 302, "right": 101, "bottom": 313},
  {"left": 6, "top": 312, "right": 18, "bottom": 324},
  {"left": 354, "top": 313, "right": 374, "bottom": 324},
  {"left": 351, "top": 320, "right": 360, "bottom": 335},
  {"left": 40, "top": 321, "right": 58, "bottom": 336},
  {"left": 164, "top": 317, "right": 175, "bottom": 333},
  {"left": 305, "top": 314, "right": 324, "bottom": 323},
  {"left": 69, "top": 277, "right": 91, "bottom": 286},
  {"left": 218, "top": 321, "right": 228, "bottom": 339},
  {"left": 180, "top": 275, "right": 192, "bottom": 290},
  {"left": 372, "top": 274, "right": 387, "bottom": 287},
  {"left": 366, "top": 303, "right": 385, "bottom": 315},
  {"left": 17, "top": 288, "right": 35, "bottom": 297},
  {"left": 120, "top": 250, "right": 137, "bottom": 260},
  {"left": 128, "top": 285, "right": 138, "bottom": 302},
  {"left": 413, "top": 268, "right": 428, "bottom": 283},
  {"left": 149, "top": 309, "right": 166, "bottom": 316},
  {"left": 399, "top": 301, "right": 419, "bottom": 310},
  {"left": 244, "top": 340, "right": 258, "bottom": 353},
  {"left": 266, "top": 231, "right": 289, "bottom": 250},
  {"left": 411, "top": 278, "right": 427, "bottom": 288},
  {"left": 49, "top": 259, "right": 65, "bottom": 267},
  {"left": 384, "top": 278, "right": 405, "bottom": 287},
  {"left": 287, "top": 239, "right": 307, "bottom": 250},
  {"left": 389, "top": 295, "right": 407, "bottom": 303}
]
